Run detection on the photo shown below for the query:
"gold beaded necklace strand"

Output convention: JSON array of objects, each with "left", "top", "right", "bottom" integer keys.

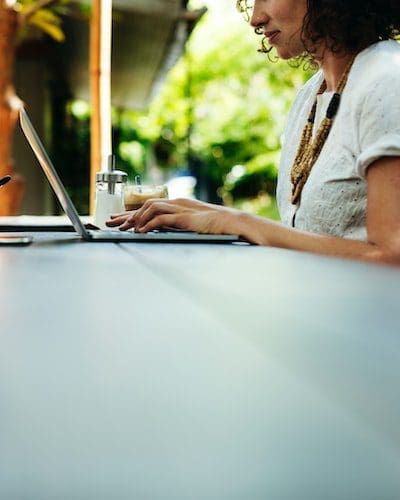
[{"left": 290, "top": 57, "right": 355, "bottom": 204}]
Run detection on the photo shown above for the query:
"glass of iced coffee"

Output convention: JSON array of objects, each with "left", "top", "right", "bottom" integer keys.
[{"left": 124, "top": 184, "right": 169, "bottom": 211}]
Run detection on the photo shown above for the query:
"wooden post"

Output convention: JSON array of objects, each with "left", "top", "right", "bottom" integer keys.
[
  {"left": 99, "top": 0, "right": 112, "bottom": 171},
  {"left": 89, "top": 0, "right": 101, "bottom": 214},
  {"left": 89, "top": 0, "right": 112, "bottom": 214}
]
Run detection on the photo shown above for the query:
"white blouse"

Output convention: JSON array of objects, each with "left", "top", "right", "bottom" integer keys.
[{"left": 277, "top": 40, "right": 400, "bottom": 241}]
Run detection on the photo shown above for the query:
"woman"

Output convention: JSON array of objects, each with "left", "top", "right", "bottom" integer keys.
[{"left": 107, "top": 0, "right": 400, "bottom": 264}]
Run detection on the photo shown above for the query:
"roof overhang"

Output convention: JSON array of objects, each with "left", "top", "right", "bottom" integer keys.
[{"left": 62, "top": 0, "right": 206, "bottom": 110}]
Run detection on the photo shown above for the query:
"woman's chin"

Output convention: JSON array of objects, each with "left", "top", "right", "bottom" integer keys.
[
  {"left": 276, "top": 49, "right": 292, "bottom": 60},
  {"left": 276, "top": 47, "right": 303, "bottom": 60},
  {"left": 273, "top": 39, "right": 305, "bottom": 60}
]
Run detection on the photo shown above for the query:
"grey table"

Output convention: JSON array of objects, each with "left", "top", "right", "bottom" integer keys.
[{"left": 0, "top": 232, "right": 399, "bottom": 499}]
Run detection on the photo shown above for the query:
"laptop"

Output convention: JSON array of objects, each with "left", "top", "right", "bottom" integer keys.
[{"left": 19, "top": 106, "right": 240, "bottom": 244}]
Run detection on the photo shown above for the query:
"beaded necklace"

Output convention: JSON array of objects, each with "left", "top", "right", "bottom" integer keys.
[{"left": 290, "top": 57, "right": 355, "bottom": 204}]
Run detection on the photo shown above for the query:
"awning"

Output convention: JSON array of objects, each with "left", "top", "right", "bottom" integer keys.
[{"left": 63, "top": 0, "right": 206, "bottom": 110}]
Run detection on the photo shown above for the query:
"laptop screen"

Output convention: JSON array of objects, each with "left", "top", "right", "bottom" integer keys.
[{"left": 19, "top": 107, "right": 88, "bottom": 238}]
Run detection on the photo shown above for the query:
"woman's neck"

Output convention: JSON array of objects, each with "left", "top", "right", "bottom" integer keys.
[{"left": 317, "top": 51, "right": 356, "bottom": 92}]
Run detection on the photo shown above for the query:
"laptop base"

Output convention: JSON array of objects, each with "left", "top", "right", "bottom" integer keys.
[{"left": 87, "top": 229, "right": 241, "bottom": 243}]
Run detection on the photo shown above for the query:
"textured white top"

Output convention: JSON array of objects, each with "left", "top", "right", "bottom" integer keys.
[{"left": 277, "top": 40, "right": 400, "bottom": 241}]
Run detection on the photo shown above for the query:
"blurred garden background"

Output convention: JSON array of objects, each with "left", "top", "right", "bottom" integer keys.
[
  {"left": 5, "top": 0, "right": 314, "bottom": 218},
  {"left": 102, "top": 0, "right": 311, "bottom": 220}
]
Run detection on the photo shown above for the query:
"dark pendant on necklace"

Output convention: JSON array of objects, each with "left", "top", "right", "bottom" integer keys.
[
  {"left": 326, "top": 93, "right": 341, "bottom": 119},
  {"left": 289, "top": 56, "right": 355, "bottom": 205}
]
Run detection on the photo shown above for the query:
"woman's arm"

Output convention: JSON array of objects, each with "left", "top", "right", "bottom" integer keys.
[
  {"left": 107, "top": 156, "right": 400, "bottom": 265},
  {"left": 236, "top": 156, "right": 400, "bottom": 264},
  {"left": 364, "top": 156, "right": 400, "bottom": 262}
]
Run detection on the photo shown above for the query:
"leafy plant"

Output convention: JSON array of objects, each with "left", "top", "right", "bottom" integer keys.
[
  {"left": 116, "top": 7, "right": 313, "bottom": 214},
  {"left": 0, "top": 0, "right": 71, "bottom": 215}
]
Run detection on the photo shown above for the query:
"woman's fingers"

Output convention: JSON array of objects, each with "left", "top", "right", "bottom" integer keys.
[
  {"left": 106, "top": 212, "right": 136, "bottom": 229},
  {"left": 106, "top": 202, "right": 178, "bottom": 231},
  {"left": 103, "top": 198, "right": 237, "bottom": 236},
  {"left": 136, "top": 201, "right": 179, "bottom": 228},
  {"left": 105, "top": 198, "right": 210, "bottom": 232},
  {"left": 111, "top": 211, "right": 137, "bottom": 219},
  {"left": 106, "top": 216, "right": 125, "bottom": 227},
  {"left": 136, "top": 213, "right": 183, "bottom": 233}
]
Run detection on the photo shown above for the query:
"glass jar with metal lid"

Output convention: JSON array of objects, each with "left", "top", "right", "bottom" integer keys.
[{"left": 94, "top": 160, "right": 128, "bottom": 229}]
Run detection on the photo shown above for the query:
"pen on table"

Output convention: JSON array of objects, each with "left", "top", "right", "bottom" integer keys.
[{"left": 0, "top": 175, "right": 11, "bottom": 188}]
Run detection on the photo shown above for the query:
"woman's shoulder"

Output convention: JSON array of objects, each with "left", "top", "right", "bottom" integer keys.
[
  {"left": 345, "top": 40, "right": 400, "bottom": 114},
  {"left": 358, "top": 39, "right": 400, "bottom": 63},
  {"left": 353, "top": 40, "right": 400, "bottom": 87}
]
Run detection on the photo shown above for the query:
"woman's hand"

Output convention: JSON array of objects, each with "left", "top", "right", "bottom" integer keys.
[{"left": 106, "top": 198, "right": 240, "bottom": 235}]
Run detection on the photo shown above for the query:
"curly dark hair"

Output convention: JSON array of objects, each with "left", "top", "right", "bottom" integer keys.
[
  {"left": 237, "top": 0, "right": 400, "bottom": 60},
  {"left": 304, "top": 0, "right": 400, "bottom": 54}
]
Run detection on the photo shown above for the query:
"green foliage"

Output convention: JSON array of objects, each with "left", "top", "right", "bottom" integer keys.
[
  {"left": 224, "top": 151, "right": 279, "bottom": 200},
  {"left": 119, "top": 5, "right": 314, "bottom": 215},
  {"left": 61, "top": 0, "right": 314, "bottom": 215},
  {"left": 17, "top": 0, "right": 81, "bottom": 44},
  {"left": 26, "top": 8, "right": 65, "bottom": 42}
]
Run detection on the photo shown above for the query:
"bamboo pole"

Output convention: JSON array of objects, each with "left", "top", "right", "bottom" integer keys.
[
  {"left": 99, "top": 0, "right": 112, "bottom": 171},
  {"left": 89, "top": 0, "right": 101, "bottom": 214},
  {"left": 89, "top": 0, "right": 113, "bottom": 214}
]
